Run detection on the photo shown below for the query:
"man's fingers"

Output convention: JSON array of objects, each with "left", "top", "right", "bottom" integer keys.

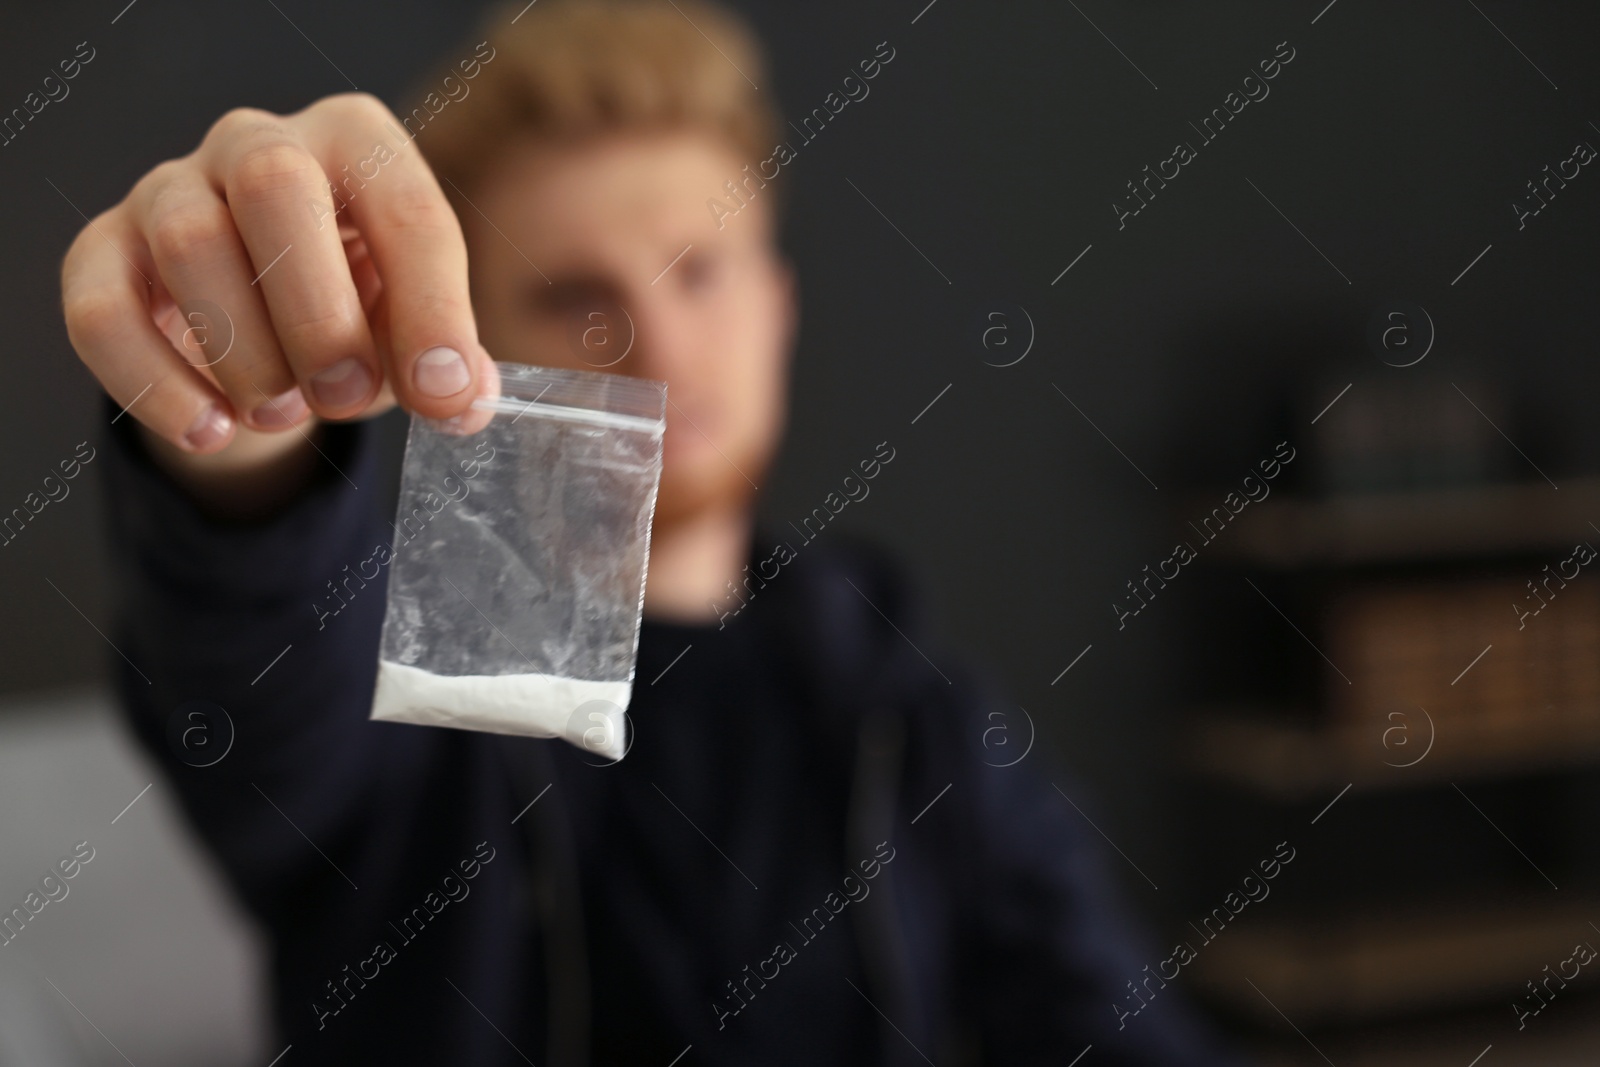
[
  {"left": 131, "top": 161, "right": 314, "bottom": 432},
  {"left": 62, "top": 213, "right": 236, "bottom": 453},
  {"left": 197, "top": 107, "right": 380, "bottom": 424},
  {"left": 76, "top": 96, "right": 493, "bottom": 451},
  {"left": 297, "top": 95, "right": 493, "bottom": 424}
]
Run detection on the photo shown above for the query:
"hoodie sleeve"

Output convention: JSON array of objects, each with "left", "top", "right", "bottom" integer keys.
[
  {"left": 94, "top": 394, "right": 428, "bottom": 918},
  {"left": 951, "top": 679, "right": 1251, "bottom": 1067}
]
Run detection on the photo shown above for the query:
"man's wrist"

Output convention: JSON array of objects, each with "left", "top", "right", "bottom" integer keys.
[{"left": 134, "top": 417, "right": 327, "bottom": 523}]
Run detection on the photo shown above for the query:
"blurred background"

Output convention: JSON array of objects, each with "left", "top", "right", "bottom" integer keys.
[{"left": 4, "top": 0, "right": 1600, "bottom": 1063}]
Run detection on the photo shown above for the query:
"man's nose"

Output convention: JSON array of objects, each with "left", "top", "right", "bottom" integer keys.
[{"left": 617, "top": 286, "right": 696, "bottom": 386}]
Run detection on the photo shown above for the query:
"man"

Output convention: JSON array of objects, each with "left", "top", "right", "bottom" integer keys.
[{"left": 61, "top": 1, "right": 1245, "bottom": 1063}]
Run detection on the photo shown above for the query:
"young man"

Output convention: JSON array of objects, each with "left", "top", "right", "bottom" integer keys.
[{"left": 61, "top": 1, "right": 1245, "bottom": 1063}]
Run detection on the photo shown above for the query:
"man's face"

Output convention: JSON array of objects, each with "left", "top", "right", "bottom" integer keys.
[{"left": 461, "top": 130, "right": 796, "bottom": 527}]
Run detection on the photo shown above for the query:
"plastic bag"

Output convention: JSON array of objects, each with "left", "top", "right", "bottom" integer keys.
[{"left": 369, "top": 361, "right": 665, "bottom": 761}]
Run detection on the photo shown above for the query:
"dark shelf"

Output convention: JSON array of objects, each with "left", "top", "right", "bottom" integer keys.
[
  {"left": 1238, "top": 989, "right": 1600, "bottom": 1067},
  {"left": 1185, "top": 479, "right": 1600, "bottom": 569},
  {"left": 1186, "top": 705, "right": 1600, "bottom": 800},
  {"left": 1188, "top": 892, "right": 1599, "bottom": 1027},
  {"left": 1177, "top": 471, "right": 1600, "bottom": 1038}
]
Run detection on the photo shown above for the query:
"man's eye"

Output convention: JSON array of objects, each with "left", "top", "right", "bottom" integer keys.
[
  {"left": 531, "top": 283, "right": 609, "bottom": 315},
  {"left": 679, "top": 254, "right": 722, "bottom": 290}
]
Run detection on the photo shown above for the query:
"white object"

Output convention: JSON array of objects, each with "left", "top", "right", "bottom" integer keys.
[{"left": 370, "top": 659, "right": 630, "bottom": 760}]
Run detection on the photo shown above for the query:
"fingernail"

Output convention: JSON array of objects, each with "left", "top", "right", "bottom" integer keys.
[
  {"left": 251, "top": 384, "right": 309, "bottom": 429},
  {"left": 437, "top": 408, "right": 485, "bottom": 435},
  {"left": 184, "top": 404, "right": 233, "bottom": 451},
  {"left": 413, "top": 346, "right": 471, "bottom": 398},
  {"left": 309, "top": 358, "right": 373, "bottom": 409}
]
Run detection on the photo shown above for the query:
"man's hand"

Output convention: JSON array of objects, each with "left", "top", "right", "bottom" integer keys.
[{"left": 60, "top": 92, "right": 499, "bottom": 518}]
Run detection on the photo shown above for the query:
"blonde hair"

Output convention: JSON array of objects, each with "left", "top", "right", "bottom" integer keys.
[{"left": 410, "top": 0, "right": 782, "bottom": 202}]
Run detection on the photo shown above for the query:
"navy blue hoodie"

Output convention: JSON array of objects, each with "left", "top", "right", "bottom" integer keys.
[{"left": 97, "top": 395, "right": 1246, "bottom": 1066}]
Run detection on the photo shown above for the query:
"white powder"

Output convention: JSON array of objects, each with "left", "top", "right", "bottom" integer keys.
[{"left": 370, "top": 659, "right": 631, "bottom": 761}]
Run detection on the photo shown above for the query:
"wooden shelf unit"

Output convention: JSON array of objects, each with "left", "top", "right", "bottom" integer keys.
[
  {"left": 1189, "top": 478, "right": 1600, "bottom": 569},
  {"left": 1177, "top": 474, "right": 1600, "bottom": 1047},
  {"left": 1188, "top": 894, "right": 1600, "bottom": 1027},
  {"left": 1187, "top": 704, "right": 1600, "bottom": 800}
]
